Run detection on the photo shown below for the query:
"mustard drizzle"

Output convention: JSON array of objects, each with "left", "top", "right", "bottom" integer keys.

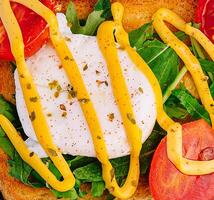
[{"left": 153, "top": 8, "right": 214, "bottom": 175}]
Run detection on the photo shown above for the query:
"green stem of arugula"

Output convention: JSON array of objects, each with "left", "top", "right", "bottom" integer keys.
[{"left": 163, "top": 66, "right": 187, "bottom": 103}]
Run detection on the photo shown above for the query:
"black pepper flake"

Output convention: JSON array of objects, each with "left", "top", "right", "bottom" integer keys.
[
  {"left": 127, "top": 113, "right": 136, "bottom": 124},
  {"left": 97, "top": 136, "right": 102, "bottom": 140},
  {"left": 96, "top": 70, "right": 100, "bottom": 75},
  {"left": 78, "top": 98, "right": 90, "bottom": 104},
  {"left": 20, "top": 74, "right": 24, "bottom": 78},
  {"left": 138, "top": 87, "right": 144, "bottom": 94},
  {"left": 30, "top": 97, "right": 38, "bottom": 102},
  {"left": 26, "top": 83, "right": 32, "bottom": 90},
  {"left": 29, "top": 111, "right": 36, "bottom": 121},
  {"left": 60, "top": 104, "right": 66, "bottom": 111},
  {"left": 83, "top": 64, "right": 88, "bottom": 71},
  {"left": 108, "top": 113, "right": 115, "bottom": 122},
  {"left": 104, "top": 81, "right": 108, "bottom": 86},
  {"left": 211, "top": 104, "right": 214, "bottom": 107},
  {"left": 47, "top": 148, "right": 57, "bottom": 157},
  {"left": 59, "top": 65, "right": 63, "bottom": 69},
  {"left": 29, "top": 152, "right": 34, "bottom": 157},
  {"left": 47, "top": 113, "right": 52, "bottom": 117},
  {"left": 64, "top": 56, "right": 72, "bottom": 61},
  {"left": 96, "top": 80, "right": 108, "bottom": 87},
  {"left": 110, "top": 168, "right": 115, "bottom": 182}
]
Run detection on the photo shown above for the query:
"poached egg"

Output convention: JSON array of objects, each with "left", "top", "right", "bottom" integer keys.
[{"left": 15, "top": 13, "right": 156, "bottom": 158}]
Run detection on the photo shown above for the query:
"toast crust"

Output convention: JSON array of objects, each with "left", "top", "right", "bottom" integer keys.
[
  {"left": 56, "top": 0, "right": 197, "bottom": 32},
  {"left": 0, "top": 0, "right": 197, "bottom": 199}
]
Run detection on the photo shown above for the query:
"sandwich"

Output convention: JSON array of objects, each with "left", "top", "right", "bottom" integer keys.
[{"left": 1, "top": 0, "right": 214, "bottom": 200}]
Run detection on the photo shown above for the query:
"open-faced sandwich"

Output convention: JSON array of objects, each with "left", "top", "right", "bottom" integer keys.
[{"left": 1, "top": 0, "right": 214, "bottom": 199}]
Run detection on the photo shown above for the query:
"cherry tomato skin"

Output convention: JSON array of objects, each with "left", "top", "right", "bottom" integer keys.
[
  {"left": 0, "top": 0, "right": 55, "bottom": 61},
  {"left": 195, "top": 0, "right": 214, "bottom": 43},
  {"left": 149, "top": 119, "right": 214, "bottom": 200}
]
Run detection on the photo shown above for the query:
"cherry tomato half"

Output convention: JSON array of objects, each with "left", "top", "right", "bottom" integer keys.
[
  {"left": 195, "top": 0, "right": 214, "bottom": 43},
  {"left": 150, "top": 119, "right": 214, "bottom": 200},
  {"left": 0, "top": 0, "right": 56, "bottom": 61}
]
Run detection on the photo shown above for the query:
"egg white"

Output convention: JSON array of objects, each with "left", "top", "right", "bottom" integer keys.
[{"left": 15, "top": 14, "right": 157, "bottom": 158}]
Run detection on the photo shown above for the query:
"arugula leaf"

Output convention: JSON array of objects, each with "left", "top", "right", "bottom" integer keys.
[
  {"left": 138, "top": 40, "right": 179, "bottom": 91},
  {"left": 174, "top": 31, "right": 188, "bottom": 41},
  {"left": 68, "top": 156, "right": 96, "bottom": 170},
  {"left": 210, "top": 82, "right": 214, "bottom": 98},
  {"left": 73, "top": 156, "right": 129, "bottom": 182},
  {"left": 199, "top": 58, "right": 214, "bottom": 73},
  {"left": 51, "top": 188, "right": 78, "bottom": 200},
  {"left": 0, "top": 137, "right": 14, "bottom": 158},
  {"left": 9, "top": 151, "right": 33, "bottom": 185},
  {"left": 91, "top": 181, "right": 105, "bottom": 197},
  {"left": 164, "top": 103, "right": 188, "bottom": 120},
  {"left": 172, "top": 89, "right": 211, "bottom": 124},
  {"left": 129, "top": 22, "right": 153, "bottom": 49},
  {"left": 140, "top": 124, "right": 165, "bottom": 174},
  {"left": 0, "top": 96, "right": 17, "bottom": 124},
  {"left": 66, "top": 0, "right": 111, "bottom": 36}
]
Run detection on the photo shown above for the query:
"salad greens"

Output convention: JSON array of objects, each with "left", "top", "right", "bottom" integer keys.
[
  {"left": 0, "top": 0, "right": 214, "bottom": 199},
  {"left": 172, "top": 89, "right": 211, "bottom": 124},
  {"left": 66, "top": 0, "right": 111, "bottom": 35}
]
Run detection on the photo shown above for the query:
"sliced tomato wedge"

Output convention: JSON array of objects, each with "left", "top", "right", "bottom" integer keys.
[
  {"left": 195, "top": 0, "right": 214, "bottom": 43},
  {"left": 149, "top": 119, "right": 214, "bottom": 200},
  {"left": 0, "top": 0, "right": 56, "bottom": 61}
]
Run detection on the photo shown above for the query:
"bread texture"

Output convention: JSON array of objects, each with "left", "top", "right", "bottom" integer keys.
[
  {"left": 0, "top": 62, "right": 15, "bottom": 104},
  {"left": 0, "top": 0, "right": 197, "bottom": 199},
  {"left": 56, "top": 0, "right": 197, "bottom": 32}
]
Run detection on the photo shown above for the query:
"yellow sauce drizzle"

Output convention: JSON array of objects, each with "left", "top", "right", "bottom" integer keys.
[{"left": 152, "top": 8, "right": 214, "bottom": 175}]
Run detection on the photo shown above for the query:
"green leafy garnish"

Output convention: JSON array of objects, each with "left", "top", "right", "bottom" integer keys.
[
  {"left": 172, "top": 89, "right": 211, "bottom": 124},
  {"left": 66, "top": 0, "right": 111, "bottom": 36},
  {"left": 140, "top": 124, "right": 165, "bottom": 174},
  {"left": 138, "top": 40, "right": 179, "bottom": 91},
  {"left": 199, "top": 58, "right": 214, "bottom": 73},
  {"left": 51, "top": 188, "right": 78, "bottom": 199},
  {"left": 129, "top": 22, "right": 153, "bottom": 49},
  {"left": 91, "top": 181, "right": 105, "bottom": 197},
  {"left": 0, "top": 96, "right": 17, "bottom": 124}
]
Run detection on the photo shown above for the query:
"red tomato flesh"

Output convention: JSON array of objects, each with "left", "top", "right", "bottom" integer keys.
[
  {"left": 0, "top": 0, "right": 55, "bottom": 61},
  {"left": 149, "top": 119, "right": 214, "bottom": 200},
  {"left": 195, "top": 0, "right": 214, "bottom": 43}
]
